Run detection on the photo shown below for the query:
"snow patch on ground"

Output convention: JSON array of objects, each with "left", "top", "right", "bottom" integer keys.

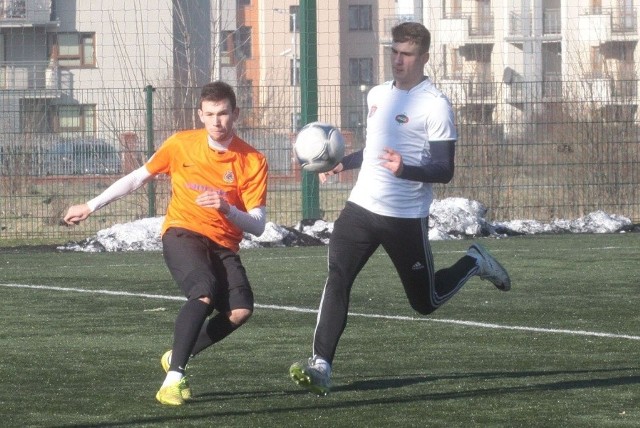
[{"left": 58, "top": 198, "right": 635, "bottom": 252}]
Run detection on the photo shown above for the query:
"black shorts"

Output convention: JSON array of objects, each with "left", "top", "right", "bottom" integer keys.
[{"left": 161, "top": 227, "right": 254, "bottom": 313}]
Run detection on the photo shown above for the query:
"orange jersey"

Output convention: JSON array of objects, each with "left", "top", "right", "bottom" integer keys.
[{"left": 145, "top": 128, "right": 268, "bottom": 252}]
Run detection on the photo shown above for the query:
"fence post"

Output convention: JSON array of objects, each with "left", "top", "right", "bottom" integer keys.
[
  {"left": 145, "top": 85, "right": 156, "bottom": 217},
  {"left": 299, "top": 0, "right": 321, "bottom": 220}
]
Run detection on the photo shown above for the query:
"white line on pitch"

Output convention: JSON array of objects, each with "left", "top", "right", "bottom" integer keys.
[{"left": 2, "top": 282, "right": 639, "bottom": 341}]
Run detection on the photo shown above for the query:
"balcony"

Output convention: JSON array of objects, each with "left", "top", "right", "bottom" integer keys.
[
  {"left": 0, "top": 0, "right": 56, "bottom": 27},
  {"left": 579, "top": 73, "right": 638, "bottom": 103},
  {"left": 578, "top": 7, "right": 638, "bottom": 45},
  {"left": 439, "top": 12, "right": 494, "bottom": 47},
  {"left": 612, "top": 79, "right": 638, "bottom": 98},
  {"left": 381, "top": 14, "right": 420, "bottom": 44},
  {"left": 507, "top": 9, "right": 562, "bottom": 41},
  {"left": 0, "top": 60, "right": 71, "bottom": 94},
  {"left": 504, "top": 80, "right": 545, "bottom": 104},
  {"left": 439, "top": 73, "right": 496, "bottom": 105}
]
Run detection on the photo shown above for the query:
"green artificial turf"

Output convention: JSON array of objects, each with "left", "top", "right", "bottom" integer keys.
[{"left": 0, "top": 233, "right": 638, "bottom": 427}]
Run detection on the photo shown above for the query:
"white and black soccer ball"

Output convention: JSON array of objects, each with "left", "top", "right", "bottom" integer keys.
[{"left": 293, "top": 122, "right": 345, "bottom": 173}]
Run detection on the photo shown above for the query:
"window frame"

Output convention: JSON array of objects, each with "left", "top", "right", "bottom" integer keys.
[
  {"left": 52, "top": 32, "right": 96, "bottom": 68},
  {"left": 348, "top": 5, "right": 373, "bottom": 31},
  {"left": 51, "top": 104, "right": 96, "bottom": 135},
  {"left": 220, "top": 30, "right": 235, "bottom": 66},
  {"left": 349, "top": 57, "right": 374, "bottom": 85},
  {"left": 235, "top": 26, "right": 252, "bottom": 60}
]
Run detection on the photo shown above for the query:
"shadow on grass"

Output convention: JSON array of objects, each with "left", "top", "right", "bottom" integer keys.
[
  {"left": 56, "top": 367, "right": 640, "bottom": 428},
  {"left": 334, "top": 367, "right": 640, "bottom": 394}
]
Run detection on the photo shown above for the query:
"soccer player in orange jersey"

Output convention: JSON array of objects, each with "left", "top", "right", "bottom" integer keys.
[{"left": 63, "top": 81, "right": 268, "bottom": 406}]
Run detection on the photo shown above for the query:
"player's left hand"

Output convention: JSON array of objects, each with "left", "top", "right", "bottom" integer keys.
[
  {"left": 319, "top": 162, "right": 344, "bottom": 183},
  {"left": 196, "top": 190, "right": 230, "bottom": 214},
  {"left": 379, "top": 147, "right": 404, "bottom": 176},
  {"left": 63, "top": 203, "right": 92, "bottom": 225}
]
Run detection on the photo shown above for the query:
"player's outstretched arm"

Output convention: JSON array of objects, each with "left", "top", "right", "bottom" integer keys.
[{"left": 63, "top": 166, "right": 154, "bottom": 226}]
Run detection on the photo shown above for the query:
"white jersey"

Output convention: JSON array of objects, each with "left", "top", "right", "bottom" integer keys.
[{"left": 348, "top": 78, "right": 457, "bottom": 218}]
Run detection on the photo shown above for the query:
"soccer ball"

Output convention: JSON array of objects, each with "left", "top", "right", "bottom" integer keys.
[{"left": 293, "top": 122, "right": 345, "bottom": 173}]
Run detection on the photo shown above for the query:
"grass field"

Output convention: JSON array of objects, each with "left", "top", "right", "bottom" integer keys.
[{"left": 1, "top": 233, "right": 639, "bottom": 427}]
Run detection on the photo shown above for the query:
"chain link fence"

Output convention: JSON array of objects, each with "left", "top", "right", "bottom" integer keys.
[{"left": 1, "top": 83, "right": 638, "bottom": 242}]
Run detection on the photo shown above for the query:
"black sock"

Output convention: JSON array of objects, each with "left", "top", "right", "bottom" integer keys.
[
  {"left": 191, "top": 312, "right": 239, "bottom": 357},
  {"left": 435, "top": 255, "right": 478, "bottom": 295},
  {"left": 169, "top": 299, "right": 211, "bottom": 373}
]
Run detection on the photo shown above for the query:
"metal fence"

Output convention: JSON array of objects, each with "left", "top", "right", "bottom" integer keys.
[{"left": 1, "top": 83, "right": 638, "bottom": 242}]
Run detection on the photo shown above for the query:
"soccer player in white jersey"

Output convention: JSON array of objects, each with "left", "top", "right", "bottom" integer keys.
[{"left": 289, "top": 22, "right": 511, "bottom": 396}]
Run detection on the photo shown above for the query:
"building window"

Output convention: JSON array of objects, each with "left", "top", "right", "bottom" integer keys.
[
  {"left": 220, "top": 30, "right": 234, "bottom": 65},
  {"left": 349, "top": 58, "right": 373, "bottom": 85},
  {"left": 443, "top": 45, "right": 463, "bottom": 79},
  {"left": 1, "top": 0, "right": 26, "bottom": 18},
  {"left": 52, "top": 104, "right": 96, "bottom": 135},
  {"left": 20, "top": 98, "right": 50, "bottom": 133},
  {"left": 289, "top": 5, "right": 299, "bottom": 32},
  {"left": 348, "top": 5, "right": 373, "bottom": 31},
  {"left": 590, "top": 46, "right": 604, "bottom": 78},
  {"left": 52, "top": 32, "right": 96, "bottom": 67},
  {"left": 235, "top": 26, "right": 252, "bottom": 60}
]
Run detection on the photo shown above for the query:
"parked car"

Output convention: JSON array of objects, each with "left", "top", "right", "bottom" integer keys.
[{"left": 44, "top": 138, "right": 122, "bottom": 175}]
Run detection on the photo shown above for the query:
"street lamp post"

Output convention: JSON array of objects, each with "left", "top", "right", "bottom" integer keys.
[
  {"left": 359, "top": 84, "right": 368, "bottom": 144},
  {"left": 274, "top": 8, "right": 298, "bottom": 132}
]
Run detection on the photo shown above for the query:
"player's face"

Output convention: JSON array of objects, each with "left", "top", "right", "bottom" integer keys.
[
  {"left": 198, "top": 99, "right": 239, "bottom": 142},
  {"left": 390, "top": 40, "right": 430, "bottom": 90}
]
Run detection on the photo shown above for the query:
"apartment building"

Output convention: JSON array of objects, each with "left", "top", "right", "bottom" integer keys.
[
  {"left": 3, "top": 1, "right": 635, "bottom": 153},
  {"left": 0, "top": 0, "right": 413, "bottom": 146},
  {"left": 424, "top": 0, "right": 638, "bottom": 136},
  {"left": 0, "top": 0, "right": 236, "bottom": 146}
]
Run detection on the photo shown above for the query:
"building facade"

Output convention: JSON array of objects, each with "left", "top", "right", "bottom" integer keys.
[
  {"left": 1, "top": 0, "right": 637, "bottom": 152},
  {"left": 425, "top": 0, "right": 638, "bottom": 137}
]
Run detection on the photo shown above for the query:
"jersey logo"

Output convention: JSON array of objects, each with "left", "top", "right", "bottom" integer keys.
[
  {"left": 223, "top": 170, "right": 235, "bottom": 183},
  {"left": 368, "top": 106, "right": 377, "bottom": 118},
  {"left": 395, "top": 114, "right": 409, "bottom": 124}
]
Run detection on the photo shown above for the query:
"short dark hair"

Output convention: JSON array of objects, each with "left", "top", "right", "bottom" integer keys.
[
  {"left": 391, "top": 22, "right": 431, "bottom": 54},
  {"left": 199, "top": 81, "right": 237, "bottom": 110}
]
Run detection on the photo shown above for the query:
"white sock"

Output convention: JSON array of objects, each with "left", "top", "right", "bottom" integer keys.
[{"left": 162, "top": 370, "right": 183, "bottom": 387}]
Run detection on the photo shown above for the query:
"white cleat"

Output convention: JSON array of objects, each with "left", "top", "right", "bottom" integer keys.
[{"left": 467, "top": 243, "right": 511, "bottom": 291}]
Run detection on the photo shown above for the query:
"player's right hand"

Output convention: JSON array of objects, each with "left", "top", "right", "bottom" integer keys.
[
  {"left": 63, "top": 204, "right": 92, "bottom": 225},
  {"left": 319, "top": 163, "right": 344, "bottom": 183}
]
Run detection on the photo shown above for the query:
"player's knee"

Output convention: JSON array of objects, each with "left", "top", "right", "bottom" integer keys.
[{"left": 228, "top": 308, "right": 252, "bottom": 326}]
